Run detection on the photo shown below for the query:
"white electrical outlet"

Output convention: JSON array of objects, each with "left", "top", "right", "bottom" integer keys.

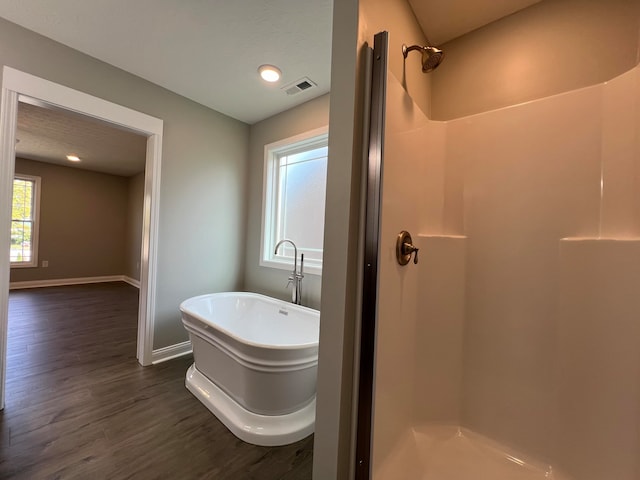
[{"left": 42, "top": 260, "right": 48, "bottom": 268}]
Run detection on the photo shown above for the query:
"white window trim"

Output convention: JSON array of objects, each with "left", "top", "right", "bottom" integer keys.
[
  {"left": 10, "top": 173, "right": 41, "bottom": 269},
  {"left": 260, "top": 126, "right": 328, "bottom": 276}
]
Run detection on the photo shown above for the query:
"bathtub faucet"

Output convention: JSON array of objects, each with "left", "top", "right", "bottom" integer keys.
[{"left": 274, "top": 239, "right": 304, "bottom": 305}]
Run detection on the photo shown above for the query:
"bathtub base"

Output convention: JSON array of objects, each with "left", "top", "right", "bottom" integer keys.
[{"left": 185, "top": 364, "right": 315, "bottom": 446}]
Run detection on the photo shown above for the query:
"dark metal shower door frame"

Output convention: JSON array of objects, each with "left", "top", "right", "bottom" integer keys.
[{"left": 354, "top": 30, "right": 388, "bottom": 480}]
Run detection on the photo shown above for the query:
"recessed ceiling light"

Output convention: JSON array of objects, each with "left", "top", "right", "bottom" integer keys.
[
  {"left": 66, "top": 154, "right": 81, "bottom": 162},
  {"left": 258, "top": 65, "right": 282, "bottom": 83}
]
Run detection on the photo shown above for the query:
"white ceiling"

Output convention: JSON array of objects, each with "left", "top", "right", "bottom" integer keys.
[
  {"left": 0, "top": 0, "right": 334, "bottom": 125},
  {"left": 2, "top": 0, "right": 544, "bottom": 174},
  {"left": 16, "top": 100, "right": 147, "bottom": 177},
  {"left": 0, "top": 1, "right": 543, "bottom": 126}
]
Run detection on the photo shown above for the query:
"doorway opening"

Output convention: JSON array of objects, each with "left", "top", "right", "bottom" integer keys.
[{"left": 0, "top": 66, "right": 163, "bottom": 408}]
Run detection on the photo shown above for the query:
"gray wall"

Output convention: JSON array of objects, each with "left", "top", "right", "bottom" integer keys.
[
  {"left": 0, "top": 17, "right": 249, "bottom": 349},
  {"left": 11, "top": 158, "right": 128, "bottom": 282},
  {"left": 431, "top": 0, "right": 640, "bottom": 120},
  {"left": 125, "top": 172, "right": 144, "bottom": 281},
  {"left": 244, "top": 94, "right": 330, "bottom": 310}
]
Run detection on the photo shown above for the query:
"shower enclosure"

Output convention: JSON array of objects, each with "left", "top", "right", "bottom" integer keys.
[{"left": 355, "top": 2, "right": 640, "bottom": 479}]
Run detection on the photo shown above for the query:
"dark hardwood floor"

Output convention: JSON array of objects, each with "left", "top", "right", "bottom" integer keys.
[{"left": 0, "top": 282, "right": 313, "bottom": 480}]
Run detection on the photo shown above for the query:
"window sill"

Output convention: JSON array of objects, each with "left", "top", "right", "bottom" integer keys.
[{"left": 10, "top": 262, "right": 38, "bottom": 269}]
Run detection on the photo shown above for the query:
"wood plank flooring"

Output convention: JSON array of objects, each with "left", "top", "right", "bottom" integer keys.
[{"left": 0, "top": 282, "right": 313, "bottom": 480}]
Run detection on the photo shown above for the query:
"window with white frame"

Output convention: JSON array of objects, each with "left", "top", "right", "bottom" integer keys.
[
  {"left": 10, "top": 174, "right": 41, "bottom": 268},
  {"left": 261, "top": 127, "right": 328, "bottom": 275}
]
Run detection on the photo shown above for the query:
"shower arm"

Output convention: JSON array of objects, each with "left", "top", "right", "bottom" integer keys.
[{"left": 402, "top": 44, "right": 424, "bottom": 57}]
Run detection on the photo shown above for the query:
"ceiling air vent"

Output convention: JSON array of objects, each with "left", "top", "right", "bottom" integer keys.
[{"left": 281, "top": 77, "right": 317, "bottom": 96}]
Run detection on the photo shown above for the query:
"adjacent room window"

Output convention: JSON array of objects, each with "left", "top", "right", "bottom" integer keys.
[
  {"left": 10, "top": 174, "right": 41, "bottom": 268},
  {"left": 261, "top": 127, "right": 328, "bottom": 275}
]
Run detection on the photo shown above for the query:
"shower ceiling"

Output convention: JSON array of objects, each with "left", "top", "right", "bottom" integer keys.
[
  {"left": 408, "top": 0, "right": 543, "bottom": 44},
  {"left": 0, "top": 1, "right": 541, "bottom": 124}
]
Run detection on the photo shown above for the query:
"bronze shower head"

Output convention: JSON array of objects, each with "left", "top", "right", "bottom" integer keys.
[{"left": 402, "top": 44, "right": 445, "bottom": 73}]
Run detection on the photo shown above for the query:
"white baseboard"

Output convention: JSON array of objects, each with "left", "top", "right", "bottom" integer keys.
[
  {"left": 152, "top": 341, "right": 192, "bottom": 364},
  {"left": 9, "top": 275, "right": 131, "bottom": 290},
  {"left": 122, "top": 276, "right": 141, "bottom": 288}
]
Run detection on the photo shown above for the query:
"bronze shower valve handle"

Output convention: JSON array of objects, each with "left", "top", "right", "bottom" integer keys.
[{"left": 396, "top": 230, "right": 419, "bottom": 265}]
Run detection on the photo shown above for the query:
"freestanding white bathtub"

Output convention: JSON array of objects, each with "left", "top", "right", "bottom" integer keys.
[{"left": 179, "top": 292, "right": 320, "bottom": 446}]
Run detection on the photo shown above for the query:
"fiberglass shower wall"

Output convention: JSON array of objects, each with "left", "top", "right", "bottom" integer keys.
[
  {"left": 364, "top": 0, "right": 640, "bottom": 479},
  {"left": 449, "top": 66, "right": 640, "bottom": 479}
]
